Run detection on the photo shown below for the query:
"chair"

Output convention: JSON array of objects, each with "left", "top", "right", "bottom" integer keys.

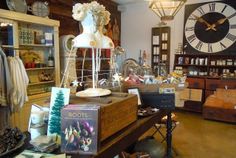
[{"left": 151, "top": 113, "right": 179, "bottom": 156}]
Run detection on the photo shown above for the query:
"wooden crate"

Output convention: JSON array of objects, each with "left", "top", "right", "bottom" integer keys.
[{"left": 69, "top": 93, "right": 138, "bottom": 141}]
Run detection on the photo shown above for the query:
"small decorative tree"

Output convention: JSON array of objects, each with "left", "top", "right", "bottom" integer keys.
[{"left": 48, "top": 90, "right": 65, "bottom": 135}]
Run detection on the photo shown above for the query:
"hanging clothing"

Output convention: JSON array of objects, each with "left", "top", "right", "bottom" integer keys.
[
  {"left": 8, "top": 56, "right": 29, "bottom": 112},
  {"left": 0, "top": 48, "right": 13, "bottom": 107},
  {"left": 0, "top": 47, "right": 13, "bottom": 131}
]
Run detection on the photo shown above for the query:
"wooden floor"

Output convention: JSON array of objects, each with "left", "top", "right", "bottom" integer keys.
[{"left": 141, "top": 111, "right": 236, "bottom": 158}]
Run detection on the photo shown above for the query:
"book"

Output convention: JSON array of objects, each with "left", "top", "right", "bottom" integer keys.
[{"left": 61, "top": 104, "right": 100, "bottom": 155}]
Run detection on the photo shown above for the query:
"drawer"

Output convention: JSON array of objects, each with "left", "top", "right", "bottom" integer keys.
[
  {"left": 205, "top": 90, "right": 214, "bottom": 99},
  {"left": 206, "top": 79, "right": 236, "bottom": 90},
  {"left": 186, "top": 77, "right": 205, "bottom": 89}
]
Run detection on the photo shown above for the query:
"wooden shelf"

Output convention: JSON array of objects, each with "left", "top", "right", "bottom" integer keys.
[
  {"left": 76, "top": 57, "right": 110, "bottom": 61},
  {"left": 28, "top": 80, "right": 54, "bottom": 86},
  {"left": 208, "top": 65, "right": 236, "bottom": 67},
  {"left": 26, "top": 67, "right": 54, "bottom": 71},
  {"left": 19, "top": 44, "right": 53, "bottom": 48},
  {"left": 1, "top": 45, "right": 15, "bottom": 48},
  {"left": 175, "top": 64, "right": 207, "bottom": 67}
]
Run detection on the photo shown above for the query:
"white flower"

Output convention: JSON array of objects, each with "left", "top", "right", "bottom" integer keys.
[
  {"left": 72, "top": 3, "right": 87, "bottom": 21},
  {"left": 72, "top": 1, "right": 110, "bottom": 27}
]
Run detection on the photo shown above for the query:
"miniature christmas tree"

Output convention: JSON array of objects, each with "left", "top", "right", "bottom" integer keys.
[{"left": 48, "top": 90, "right": 65, "bottom": 135}]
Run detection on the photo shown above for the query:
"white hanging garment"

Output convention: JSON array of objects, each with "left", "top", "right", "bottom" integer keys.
[
  {"left": 8, "top": 56, "right": 29, "bottom": 111},
  {"left": 0, "top": 48, "right": 13, "bottom": 107},
  {"left": 16, "top": 56, "right": 29, "bottom": 103}
]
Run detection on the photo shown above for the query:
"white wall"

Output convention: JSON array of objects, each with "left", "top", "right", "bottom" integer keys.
[{"left": 120, "top": 0, "right": 218, "bottom": 71}]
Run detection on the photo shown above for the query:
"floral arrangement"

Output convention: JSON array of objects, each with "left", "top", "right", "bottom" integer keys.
[{"left": 72, "top": 1, "right": 110, "bottom": 27}]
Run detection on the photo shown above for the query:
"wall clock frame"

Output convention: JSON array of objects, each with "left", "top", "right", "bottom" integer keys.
[{"left": 183, "top": 0, "right": 236, "bottom": 54}]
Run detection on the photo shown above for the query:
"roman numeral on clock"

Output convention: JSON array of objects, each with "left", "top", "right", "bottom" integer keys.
[
  {"left": 188, "top": 15, "right": 197, "bottom": 21},
  {"left": 228, "top": 12, "right": 236, "bottom": 19},
  {"left": 185, "top": 27, "right": 194, "bottom": 31},
  {"left": 209, "top": 3, "right": 215, "bottom": 12},
  {"left": 197, "top": 7, "right": 205, "bottom": 15},
  {"left": 220, "top": 42, "right": 227, "bottom": 50},
  {"left": 195, "top": 41, "right": 203, "bottom": 50},
  {"left": 208, "top": 44, "right": 213, "bottom": 53},
  {"left": 230, "top": 24, "right": 236, "bottom": 29},
  {"left": 226, "top": 33, "right": 236, "bottom": 41},
  {"left": 221, "top": 5, "right": 227, "bottom": 13},
  {"left": 187, "top": 34, "right": 196, "bottom": 43}
]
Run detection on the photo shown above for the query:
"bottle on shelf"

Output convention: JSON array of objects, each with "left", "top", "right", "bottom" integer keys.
[
  {"left": 138, "top": 49, "right": 143, "bottom": 66},
  {"left": 48, "top": 49, "right": 54, "bottom": 67}
]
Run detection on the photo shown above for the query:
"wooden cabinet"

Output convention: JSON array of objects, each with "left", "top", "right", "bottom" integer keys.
[
  {"left": 178, "top": 76, "right": 236, "bottom": 113},
  {"left": 0, "top": 9, "right": 60, "bottom": 131},
  {"left": 205, "top": 79, "right": 236, "bottom": 99},
  {"left": 151, "top": 27, "right": 170, "bottom": 76}
]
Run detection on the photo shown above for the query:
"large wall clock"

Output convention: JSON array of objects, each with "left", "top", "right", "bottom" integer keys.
[{"left": 183, "top": 0, "right": 236, "bottom": 54}]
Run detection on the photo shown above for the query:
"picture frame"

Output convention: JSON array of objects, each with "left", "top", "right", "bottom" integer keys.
[{"left": 128, "top": 88, "right": 142, "bottom": 106}]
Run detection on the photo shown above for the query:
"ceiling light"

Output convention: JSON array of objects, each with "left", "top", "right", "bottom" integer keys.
[{"left": 149, "top": 0, "right": 187, "bottom": 21}]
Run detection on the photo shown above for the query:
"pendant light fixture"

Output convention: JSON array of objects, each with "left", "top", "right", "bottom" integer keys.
[{"left": 149, "top": 0, "right": 187, "bottom": 21}]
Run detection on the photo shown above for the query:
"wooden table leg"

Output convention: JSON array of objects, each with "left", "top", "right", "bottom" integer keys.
[{"left": 166, "top": 112, "right": 172, "bottom": 158}]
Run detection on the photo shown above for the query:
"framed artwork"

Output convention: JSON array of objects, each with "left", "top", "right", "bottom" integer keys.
[
  {"left": 128, "top": 88, "right": 142, "bottom": 106},
  {"left": 47, "top": 87, "right": 70, "bottom": 136}
]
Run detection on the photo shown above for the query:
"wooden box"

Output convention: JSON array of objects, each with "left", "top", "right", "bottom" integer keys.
[
  {"left": 179, "top": 88, "right": 202, "bottom": 102},
  {"left": 69, "top": 93, "right": 138, "bottom": 141},
  {"left": 203, "top": 106, "right": 236, "bottom": 123}
]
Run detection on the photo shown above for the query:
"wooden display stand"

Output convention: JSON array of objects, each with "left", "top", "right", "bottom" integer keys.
[{"left": 69, "top": 93, "right": 138, "bottom": 141}]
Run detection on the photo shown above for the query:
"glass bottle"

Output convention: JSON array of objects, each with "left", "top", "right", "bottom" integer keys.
[{"left": 48, "top": 49, "right": 54, "bottom": 67}]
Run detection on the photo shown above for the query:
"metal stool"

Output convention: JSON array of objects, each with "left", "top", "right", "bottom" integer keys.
[{"left": 152, "top": 113, "right": 179, "bottom": 156}]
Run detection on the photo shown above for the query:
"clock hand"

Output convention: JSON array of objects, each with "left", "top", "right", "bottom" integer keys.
[
  {"left": 206, "top": 17, "right": 227, "bottom": 31},
  {"left": 192, "top": 14, "right": 216, "bottom": 31}
]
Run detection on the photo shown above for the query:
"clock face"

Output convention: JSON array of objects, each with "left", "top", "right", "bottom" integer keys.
[{"left": 184, "top": 1, "right": 236, "bottom": 53}]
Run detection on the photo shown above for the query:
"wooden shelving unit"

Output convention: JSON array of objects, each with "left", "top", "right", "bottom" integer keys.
[
  {"left": 0, "top": 9, "right": 60, "bottom": 131},
  {"left": 151, "top": 26, "right": 170, "bottom": 76}
]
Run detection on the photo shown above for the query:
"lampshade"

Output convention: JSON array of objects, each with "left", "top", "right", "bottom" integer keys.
[{"left": 149, "top": 0, "right": 187, "bottom": 21}]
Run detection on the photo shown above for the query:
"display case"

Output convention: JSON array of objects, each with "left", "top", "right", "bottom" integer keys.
[
  {"left": 0, "top": 9, "right": 60, "bottom": 131},
  {"left": 151, "top": 26, "right": 170, "bottom": 76}
]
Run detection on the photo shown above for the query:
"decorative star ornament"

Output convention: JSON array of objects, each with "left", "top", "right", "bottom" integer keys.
[{"left": 72, "top": 80, "right": 79, "bottom": 87}]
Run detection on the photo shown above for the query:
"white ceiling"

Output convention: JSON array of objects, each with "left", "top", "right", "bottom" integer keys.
[{"left": 112, "top": 0, "right": 146, "bottom": 5}]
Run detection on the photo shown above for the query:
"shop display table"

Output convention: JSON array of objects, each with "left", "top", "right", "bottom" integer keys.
[
  {"left": 70, "top": 109, "right": 172, "bottom": 158},
  {"left": 9, "top": 93, "right": 174, "bottom": 158},
  {"left": 7, "top": 110, "right": 172, "bottom": 158}
]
